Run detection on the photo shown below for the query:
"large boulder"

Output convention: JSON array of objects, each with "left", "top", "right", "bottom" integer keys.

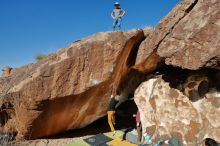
[
  {"left": 0, "top": 30, "right": 145, "bottom": 139},
  {"left": 134, "top": 76, "right": 220, "bottom": 145},
  {"left": 133, "top": 0, "right": 220, "bottom": 145},
  {"left": 1, "top": 0, "right": 220, "bottom": 142},
  {"left": 135, "top": 0, "right": 220, "bottom": 71}
]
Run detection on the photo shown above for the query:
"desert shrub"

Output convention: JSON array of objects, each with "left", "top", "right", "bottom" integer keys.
[{"left": 36, "top": 54, "right": 47, "bottom": 61}]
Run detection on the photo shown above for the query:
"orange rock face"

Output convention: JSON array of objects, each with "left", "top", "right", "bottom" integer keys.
[{"left": 0, "top": 30, "right": 145, "bottom": 139}]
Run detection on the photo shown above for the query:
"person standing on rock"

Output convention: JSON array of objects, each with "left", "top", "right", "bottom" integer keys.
[
  {"left": 107, "top": 94, "right": 120, "bottom": 135},
  {"left": 111, "top": 2, "right": 126, "bottom": 31}
]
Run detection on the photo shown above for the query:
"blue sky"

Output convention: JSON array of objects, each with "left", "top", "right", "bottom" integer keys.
[{"left": 0, "top": 0, "right": 180, "bottom": 73}]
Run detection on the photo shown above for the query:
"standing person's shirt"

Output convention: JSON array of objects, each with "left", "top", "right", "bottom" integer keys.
[
  {"left": 111, "top": 8, "right": 126, "bottom": 19},
  {"left": 136, "top": 111, "right": 141, "bottom": 125}
]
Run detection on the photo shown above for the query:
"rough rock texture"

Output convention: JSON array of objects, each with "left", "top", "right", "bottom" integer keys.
[
  {"left": 136, "top": 0, "right": 220, "bottom": 71},
  {"left": 1, "top": 67, "right": 13, "bottom": 77},
  {"left": 134, "top": 76, "right": 220, "bottom": 145},
  {"left": 133, "top": 0, "right": 220, "bottom": 144},
  {"left": 0, "top": 30, "right": 145, "bottom": 139},
  {"left": 1, "top": 0, "right": 220, "bottom": 143}
]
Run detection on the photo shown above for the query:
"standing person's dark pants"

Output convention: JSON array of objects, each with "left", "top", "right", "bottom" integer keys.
[{"left": 137, "top": 123, "right": 142, "bottom": 143}]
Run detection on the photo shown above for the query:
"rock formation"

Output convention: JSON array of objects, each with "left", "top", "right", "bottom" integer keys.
[
  {"left": 134, "top": 72, "right": 220, "bottom": 145},
  {"left": 0, "top": 30, "right": 145, "bottom": 139},
  {"left": 133, "top": 0, "right": 220, "bottom": 144},
  {"left": 135, "top": 0, "right": 220, "bottom": 71},
  {"left": 2, "top": 66, "right": 13, "bottom": 77},
  {"left": 0, "top": 0, "right": 220, "bottom": 144}
]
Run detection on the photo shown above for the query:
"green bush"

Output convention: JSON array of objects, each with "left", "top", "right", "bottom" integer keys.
[{"left": 36, "top": 54, "right": 47, "bottom": 61}]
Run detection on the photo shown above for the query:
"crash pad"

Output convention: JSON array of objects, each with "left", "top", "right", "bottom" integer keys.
[
  {"left": 66, "top": 130, "right": 134, "bottom": 146},
  {"left": 104, "top": 130, "right": 124, "bottom": 139},
  {"left": 107, "top": 137, "right": 137, "bottom": 146},
  {"left": 84, "top": 133, "right": 112, "bottom": 146}
]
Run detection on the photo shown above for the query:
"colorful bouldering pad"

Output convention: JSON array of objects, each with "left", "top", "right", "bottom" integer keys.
[{"left": 107, "top": 137, "right": 137, "bottom": 146}]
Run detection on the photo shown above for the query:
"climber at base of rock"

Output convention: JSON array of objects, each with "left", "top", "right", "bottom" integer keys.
[
  {"left": 107, "top": 94, "right": 120, "bottom": 135},
  {"left": 111, "top": 2, "right": 126, "bottom": 31}
]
